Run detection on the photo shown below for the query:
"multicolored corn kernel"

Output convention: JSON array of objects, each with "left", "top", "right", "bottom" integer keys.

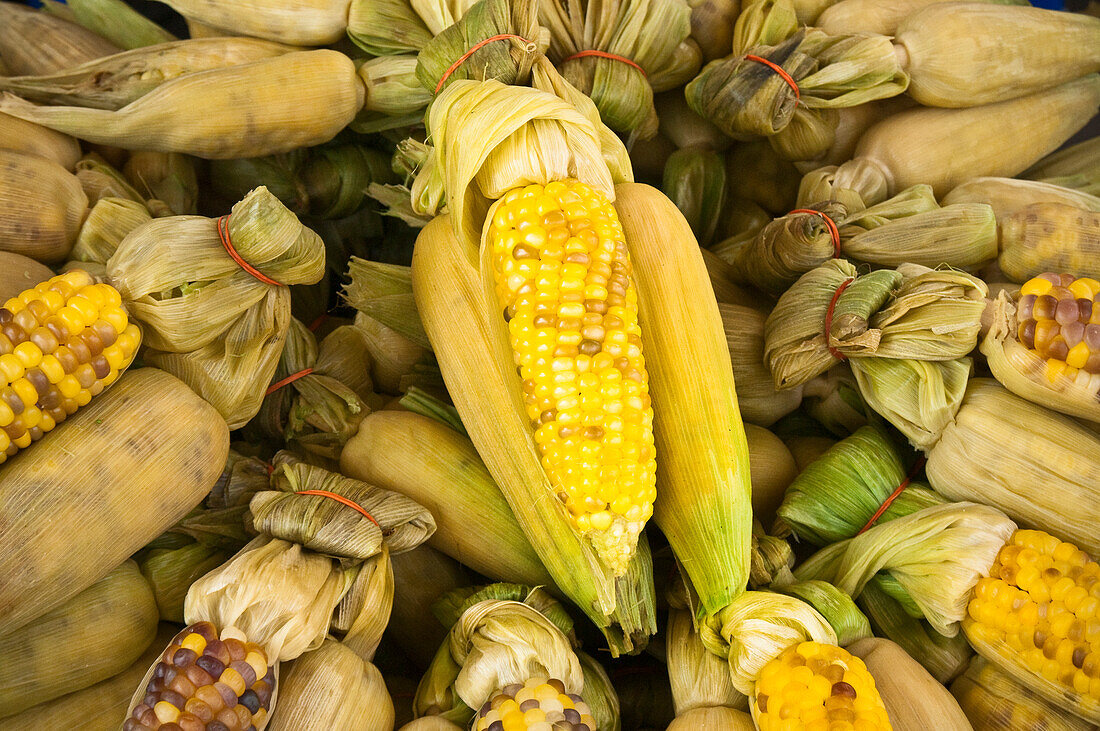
[
  {"left": 964, "top": 530, "right": 1100, "bottom": 705},
  {"left": 1016, "top": 273, "right": 1100, "bottom": 390},
  {"left": 473, "top": 676, "right": 598, "bottom": 731},
  {"left": 753, "top": 641, "right": 892, "bottom": 731},
  {"left": 487, "top": 179, "right": 656, "bottom": 573},
  {"left": 125, "top": 622, "right": 274, "bottom": 731},
  {"left": 0, "top": 270, "right": 140, "bottom": 463}
]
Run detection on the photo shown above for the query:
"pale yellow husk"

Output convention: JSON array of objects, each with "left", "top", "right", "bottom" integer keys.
[
  {"left": 667, "top": 608, "right": 746, "bottom": 715},
  {"left": 161, "top": 0, "right": 351, "bottom": 45},
  {"left": 720, "top": 303, "right": 804, "bottom": 427},
  {"left": 818, "top": 0, "right": 1026, "bottom": 36},
  {"left": 0, "top": 148, "right": 87, "bottom": 263},
  {"left": 667, "top": 706, "right": 756, "bottom": 730},
  {"left": 0, "top": 2, "right": 119, "bottom": 75},
  {"left": 0, "top": 111, "right": 81, "bottom": 168},
  {"left": 0, "top": 252, "right": 54, "bottom": 302}
]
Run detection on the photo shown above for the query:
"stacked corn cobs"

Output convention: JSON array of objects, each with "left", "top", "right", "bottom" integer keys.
[{"left": 0, "top": 0, "right": 1097, "bottom": 729}]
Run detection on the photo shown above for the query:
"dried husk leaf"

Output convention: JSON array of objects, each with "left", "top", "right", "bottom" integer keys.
[
  {"left": 106, "top": 187, "right": 325, "bottom": 427},
  {"left": 895, "top": 4, "right": 1100, "bottom": 108},
  {"left": 795, "top": 97, "right": 914, "bottom": 173},
  {"left": 0, "top": 560, "right": 158, "bottom": 717},
  {"left": 0, "top": 51, "right": 365, "bottom": 159},
  {"left": 0, "top": 38, "right": 293, "bottom": 110},
  {"left": 667, "top": 608, "right": 747, "bottom": 715},
  {"left": 0, "top": 111, "right": 81, "bottom": 168},
  {"left": 343, "top": 258, "right": 430, "bottom": 348},
  {"left": 75, "top": 153, "right": 145, "bottom": 206},
  {"left": 950, "top": 655, "right": 1095, "bottom": 731},
  {"left": 348, "top": 0, "right": 482, "bottom": 54},
  {"left": 353, "top": 313, "right": 437, "bottom": 395},
  {"left": 925, "top": 378, "right": 1100, "bottom": 556},
  {"left": 41, "top": 0, "right": 177, "bottom": 50},
  {"left": 0, "top": 148, "right": 87, "bottom": 263},
  {"left": 1024, "top": 136, "right": 1100, "bottom": 196},
  {"left": 847, "top": 637, "right": 971, "bottom": 731},
  {"left": 578, "top": 652, "right": 621, "bottom": 731},
  {"left": 944, "top": 176, "right": 1100, "bottom": 218},
  {"left": 268, "top": 639, "right": 394, "bottom": 731},
  {"left": 331, "top": 548, "right": 395, "bottom": 661},
  {"left": 794, "top": 502, "right": 1017, "bottom": 637},
  {"left": 0, "top": 2, "right": 119, "bottom": 76},
  {"left": 255, "top": 455, "right": 436, "bottom": 559},
  {"left": 356, "top": 55, "right": 433, "bottom": 130}
]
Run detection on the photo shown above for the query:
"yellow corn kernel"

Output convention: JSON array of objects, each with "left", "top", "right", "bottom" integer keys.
[
  {"left": 1069, "top": 277, "right": 1100, "bottom": 301},
  {"left": 1021, "top": 277, "right": 1054, "bottom": 297}
]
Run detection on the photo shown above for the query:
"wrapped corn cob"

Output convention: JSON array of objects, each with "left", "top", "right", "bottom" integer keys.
[
  {"left": 812, "top": 76, "right": 1100, "bottom": 202},
  {"left": 408, "top": 63, "right": 750, "bottom": 637},
  {"left": 1024, "top": 136, "right": 1100, "bottom": 197},
  {"left": 0, "top": 39, "right": 294, "bottom": 110},
  {"left": 0, "top": 50, "right": 364, "bottom": 159},
  {"left": 0, "top": 560, "right": 158, "bottom": 718},
  {"left": 951, "top": 656, "right": 1095, "bottom": 731},
  {"left": 793, "top": 97, "right": 916, "bottom": 174},
  {"left": 353, "top": 56, "right": 433, "bottom": 133},
  {"left": 666, "top": 608, "right": 748, "bottom": 727},
  {"left": 67, "top": 197, "right": 151, "bottom": 278},
  {"left": 123, "top": 151, "right": 200, "bottom": 216},
  {"left": 687, "top": 0, "right": 739, "bottom": 62},
  {"left": 75, "top": 152, "right": 148, "bottom": 207},
  {"left": 662, "top": 147, "right": 727, "bottom": 247},
  {"left": 388, "top": 546, "right": 471, "bottom": 667},
  {"left": 0, "top": 367, "right": 229, "bottom": 633},
  {"left": 982, "top": 272, "right": 1100, "bottom": 423},
  {"left": 0, "top": 253, "right": 53, "bottom": 303},
  {"left": 156, "top": 0, "right": 350, "bottom": 46},
  {"left": 105, "top": 186, "right": 326, "bottom": 428},
  {"left": 0, "top": 623, "right": 178, "bottom": 731},
  {"left": 0, "top": 111, "right": 81, "bottom": 168},
  {"left": 0, "top": 149, "right": 88, "bottom": 263},
  {"left": 847, "top": 638, "right": 971, "bottom": 730},
  {"left": 797, "top": 502, "right": 1100, "bottom": 724},
  {"left": 0, "top": 2, "right": 120, "bottom": 76},
  {"left": 41, "top": 0, "right": 176, "bottom": 49},
  {"left": 817, "top": 0, "right": 1027, "bottom": 36}
]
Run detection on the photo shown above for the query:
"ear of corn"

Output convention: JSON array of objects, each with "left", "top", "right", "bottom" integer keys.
[
  {"left": 0, "top": 111, "right": 81, "bottom": 169},
  {"left": 0, "top": 149, "right": 88, "bottom": 263},
  {"left": 158, "top": 0, "right": 349, "bottom": 45},
  {"left": 999, "top": 204, "right": 1100, "bottom": 283},
  {"left": 817, "top": 0, "right": 1026, "bottom": 36},
  {"left": 951, "top": 655, "right": 1096, "bottom": 731},
  {"left": 1024, "top": 136, "right": 1100, "bottom": 196},
  {"left": 388, "top": 546, "right": 472, "bottom": 668},
  {"left": 0, "top": 51, "right": 365, "bottom": 159},
  {"left": 0, "top": 252, "right": 54, "bottom": 303},
  {"left": 0, "top": 560, "right": 158, "bottom": 718},
  {"left": 662, "top": 147, "right": 728, "bottom": 247},
  {"left": 0, "top": 2, "right": 119, "bottom": 75},
  {"left": 667, "top": 608, "right": 747, "bottom": 716},
  {"left": 42, "top": 0, "right": 177, "bottom": 49}
]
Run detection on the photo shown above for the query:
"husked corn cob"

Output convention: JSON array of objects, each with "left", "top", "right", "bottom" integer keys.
[
  {"left": 0, "top": 270, "right": 139, "bottom": 462},
  {"left": 951, "top": 656, "right": 1095, "bottom": 731},
  {"left": 963, "top": 529, "right": 1100, "bottom": 721},
  {"left": 1016, "top": 273, "right": 1100, "bottom": 388},
  {"left": 125, "top": 622, "right": 274, "bottom": 731},
  {"left": 472, "top": 677, "right": 598, "bottom": 731},
  {"left": 751, "top": 641, "right": 892, "bottom": 731},
  {"left": 487, "top": 180, "right": 656, "bottom": 567}
]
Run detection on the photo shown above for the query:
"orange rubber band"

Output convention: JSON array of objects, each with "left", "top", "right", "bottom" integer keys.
[
  {"left": 435, "top": 33, "right": 536, "bottom": 94},
  {"left": 744, "top": 54, "right": 800, "bottom": 102},
  {"left": 218, "top": 215, "right": 283, "bottom": 287},
  {"left": 297, "top": 489, "right": 381, "bottom": 529},
  {"left": 858, "top": 457, "right": 927, "bottom": 535},
  {"left": 265, "top": 367, "right": 314, "bottom": 396},
  {"left": 561, "top": 49, "right": 647, "bottom": 77},
  {"left": 308, "top": 313, "right": 330, "bottom": 332},
  {"left": 824, "top": 277, "right": 855, "bottom": 361},
  {"left": 790, "top": 208, "right": 841, "bottom": 258}
]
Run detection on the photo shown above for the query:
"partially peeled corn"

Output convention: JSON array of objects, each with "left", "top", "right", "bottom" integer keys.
[
  {"left": 1016, "top": 273, "right": 1100, "bottom": 385},
  {"left": 471, "top": 677, "right": 598, "bottom": 731}
]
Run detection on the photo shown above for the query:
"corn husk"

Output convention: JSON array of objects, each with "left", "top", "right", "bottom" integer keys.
[
  {"left": 702, "top": 248, "right": 765, "bottom": 308},
  {"left": 0, "top": 111, "right": 81, "bottom": 168},
  {"left": 744, "top": 425, "right": 798, "bottom": 528},
  {"left": 667, "top": 608, "right": 746, "bottom": 715},
  {"left": 340, "top": 409, "right": 659, "bottom": 656},
  {"left": 982, "top": 290, "right": 1100, "bottom": 423},
  {"left": 139, "top": 542, "right": 236, "bottom": 623},
  {"left": 541, "top": 0, "right": 697, "bottom": 139},
  {"left": 354, "top": 313, "right": 439, "bottom": 395},
  {"left": 123, "top": 150, "right": 199, "bottom": 215},
  {"left": 688, "top": 0, "right": 740, "bottom": 62},
  {"left": 725, "top": 140, "right": 800, "bottom": 215},
  {"left": 697, "top": 590, "right": 837, "bottom": 695},
  {"left": 347, "top": 0, "right": 481, "bottom": 55},
  {"left": 0, "top": 560, "right": 157, "bottom": 718},
  {"left": 794, "top": 502, "right": 1017, "bottom": 637},
  {"left": 764, "top": 259, "right": 988, "bottom": 389},
  {"left": 794, "top": 97, "right": 915, "bottom": 174},
  {"left": 840, "top": 75, "right": 1100, "bottom": 200},
  {"left": 0, "top": 251, "right": 54, "bottom": 302},
  {"left": 0, "top": 38, "right": 293, "bottom": 110},
  {"left": 0, "top": 3, "right": 119, "bottom": 76},
  {"left": 160, "top": 0, "right": 350, "bottom": 45},
  {"left": 858, "top": 579, "right": 973, "bottom": 684},
  {"left": 106, "top": 187, "right": 326, "bottom": 428},
  {"left": 1023, "top": 135, "right": 1100, "bottom": 196},
  {"left": 75, "top": 153, "right": 146, "bottom": 206},
  {"left": 0, "top": 623, "right": 177, "bottom": 731},
  {"left": 578, "top": 652, "right": 621, "bottom": 731},
  {"left": 0, "top": 148, "right": 87, "bottom": 263},
  {"left": 354, "top": 55, "right": 433, "bottom": 132},
  {"left": 685, "top": 28, "right": 908, "bottom": 161},
  {"left": 41, "top": 0, "right": 176, "bottom": 49},
  {"left": 847, "top": 638, "right": 971, "bottom": 730},
  {"left": 800, "top": 367, "right": 870, "bottom": 437},
  {"left": 0, "top": 50, "right": 364, "bottom": 159},
  {"left": 819, "top": 0, "right": 1026, "bottom": 35},
  {"left": 0, "top": 368, "right": 228, "bottom": 634},
  {"left": 795, "top": 158, "right": 891, "bottom": 213},
  {"left": 772, "top": 580, "right": 872, "bottom": 646},
  {"left": 926, "top": 378, "right": 1100, "bottom": 556},
  {"left": 414, "top": 596, "right": 586, "bottom": 725},
  {"left": 389, "top": 546, "right": 472, "bottom": 668},
  {"left": 668, "top": 707, "right": 756, "bottom": 730},
  {"left": 69, "top": 197, "right": 151, "bottom": 274},
  {"left": 945, "top": 176, "right": 1100, "bottom": 219},
  {"left": 715, "top": 198, "right": 772, "bottom": 244},
  {"left": 896, "top": 4, "right": 1100, "bottom": 108},
  {"left": 783, "top": 434, "right": 834, "bottom": 471},
  {"left": 254, "top": 453, "right": 436, "bottom": 560},
  {"left": 951, "top": 655, "right": 1095, "bottom": 731},
  {"left": 399, "top": 720, "right": 464, "bottom": 731},
  {"left": 342, "top": 258, "right": 431, "bottom": 348},
  {"left": 663, "top": 146, "right": 728, "bottom": 246},
  {"left": 655, "top": 90, "right": 731, "bottom": 151}
]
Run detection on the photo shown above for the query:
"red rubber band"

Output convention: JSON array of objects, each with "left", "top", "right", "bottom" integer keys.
[
  {"left": 218, "top": 215, "right": 283, "bottom": 287},
  {"left": 744, "top": 54, "right": 800, "bottom": 102},
  {"left": 308, "top": 313, "right": 330, "bottom": 332},
  {"left": 790, "top": 208, "right": 841, "bottom": 258},
  {"left": 435, "top": 33, "right": 536, "bottom": 94},
  {"left": 824, "top": 277, "right": 855, "bottom": 361},
  {"left": 857, "top": 457, "right": 927, "bottom": 535},
  {"left": 297, "top": 489, "right": 381, "bottom": 529},
  {"left": 265, "top": 367, "right": 314, "bottom": 396},
  {"left": 561, "top": 49, "right": 647, "bottom": 77}
]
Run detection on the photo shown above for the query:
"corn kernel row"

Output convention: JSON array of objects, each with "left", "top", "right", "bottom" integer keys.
[
  {"left": 1017, "top": 273, "right": 1100, "bottom": 391},
  {"left": 473, "top": 676, "right": 598, "bottom": 731}
]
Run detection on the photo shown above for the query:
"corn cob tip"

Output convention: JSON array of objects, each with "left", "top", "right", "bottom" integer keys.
[
  {"left": 489, "top": 180, "right": 656, "bottom": 574},
  {"left": 125, "top": 622, "right": 274, "bottom": 731},
  {"left": 752, "top": 641, "right": 892, "bottom": 731},
  {"left": 472, "top": 676, "right": 598, "bottom": 731}
]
